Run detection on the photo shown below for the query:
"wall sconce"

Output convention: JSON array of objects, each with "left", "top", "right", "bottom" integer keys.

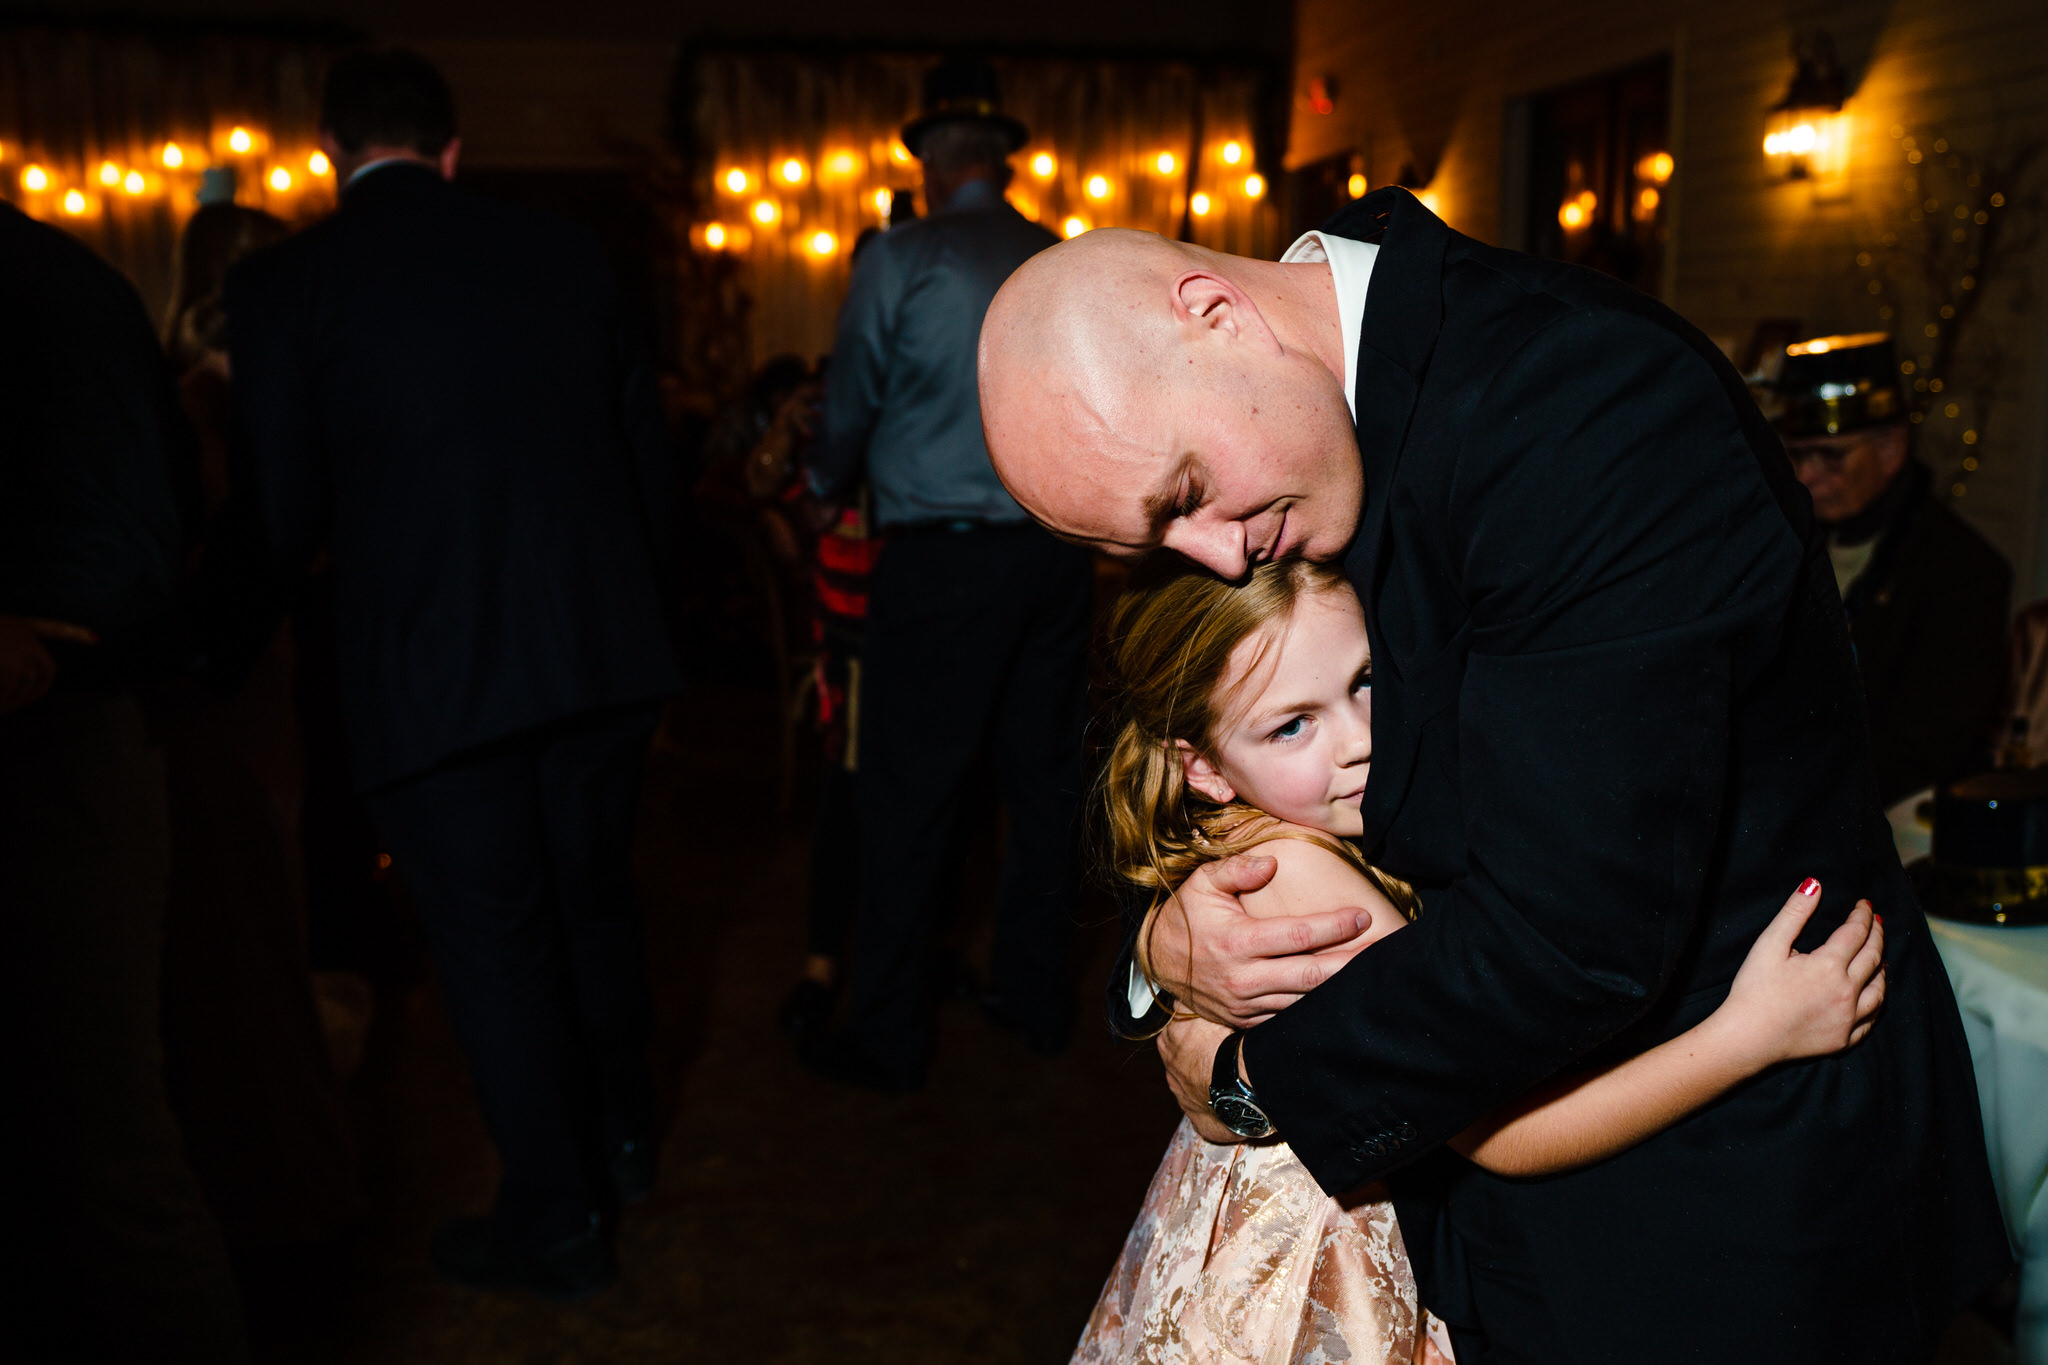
[{"left": 1764, "top": 31, "right": 1851, "bottom": 198}]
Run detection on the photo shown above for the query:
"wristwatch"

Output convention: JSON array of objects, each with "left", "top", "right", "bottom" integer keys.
[{"left": 1208, "top": 1030, "right": 1275, "bottom": 1139}]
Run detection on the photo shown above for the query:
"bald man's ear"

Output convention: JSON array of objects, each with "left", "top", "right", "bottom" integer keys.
[{"left": 1171, "top": 270, "right": 1282, "bottom": 354}]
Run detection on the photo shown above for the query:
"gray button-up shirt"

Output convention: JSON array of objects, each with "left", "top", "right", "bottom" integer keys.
[{"left": 815, "top": 178, "right": 1058, "bottom": 527}]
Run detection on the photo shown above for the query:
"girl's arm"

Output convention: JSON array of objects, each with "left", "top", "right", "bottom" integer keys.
[{"left": 1450, "top": 881, "right": 1886, "bottom": 1177}]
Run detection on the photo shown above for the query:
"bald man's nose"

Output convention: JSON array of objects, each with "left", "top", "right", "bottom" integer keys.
[{"left": 1161, "top": 518, "right": 1248, "bottom": 578}]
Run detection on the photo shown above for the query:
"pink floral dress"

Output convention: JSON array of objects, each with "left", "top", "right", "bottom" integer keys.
[{"left": 1073, "top": 1118, "right": 1449, "bottom": 1365}]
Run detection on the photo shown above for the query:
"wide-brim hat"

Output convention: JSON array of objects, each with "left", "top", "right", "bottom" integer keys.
[
  {"left": 1765, "top": 331, "right": 1904, "bottom": 440},
  {"left": 900, "top": 56, "right": 1029, "bottom": 160}
]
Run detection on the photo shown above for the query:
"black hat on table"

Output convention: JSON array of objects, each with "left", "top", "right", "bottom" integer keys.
[
  {"left": 1914, "top": 768, "right": 2048, "bottom": 927},
  {"left": 900, "top": 56, "right": 1029, "bottom": 161},
  {"left": 1766, "top": 331, "right": 1905, "bottom": 440}
]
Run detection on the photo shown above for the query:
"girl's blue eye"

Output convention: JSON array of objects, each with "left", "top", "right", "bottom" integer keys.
[
  {"left": 1353, "top": 669, "right": 1373, "bottom": 692},
  {"left": 1271, "top": 716, "right": 1306, "bottom": 741}
]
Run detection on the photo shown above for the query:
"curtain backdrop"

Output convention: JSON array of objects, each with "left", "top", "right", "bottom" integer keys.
[
  {"left": 671, "top": 45, "right": 1287, "bottom": 384},
  {"left": 0, "top": 22, "right": 349, "bottom": 326}
]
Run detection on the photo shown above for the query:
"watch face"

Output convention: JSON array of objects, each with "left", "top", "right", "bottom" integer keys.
[{"left": 1211, "top": 1091, "right": 1273, "bottom": 1139}]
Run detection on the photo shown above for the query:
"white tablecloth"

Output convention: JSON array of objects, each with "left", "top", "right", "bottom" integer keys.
[{"left": 1930, "top": 916, "right": 2048, "bottom": 1362}]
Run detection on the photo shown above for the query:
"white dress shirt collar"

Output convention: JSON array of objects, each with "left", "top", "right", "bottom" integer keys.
[{"left": 1279, "top": 229, "right": 1380, "bottom": 418}]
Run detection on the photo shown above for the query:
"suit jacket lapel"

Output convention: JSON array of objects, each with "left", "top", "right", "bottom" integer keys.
[{"left": 1325, "top": 188, "right": 1451, "bottom": 850}]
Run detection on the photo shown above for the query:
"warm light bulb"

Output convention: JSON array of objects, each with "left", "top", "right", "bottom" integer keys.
[
  {"left": 704, "top": 223, "right": 727, "bottom": 249},
  {"left": 825, "top": 150, "right": 859, "bottom": 176},
  {"left": 1577, "top": 189, "right": 1596, "bottom": 210},
  {"left": 1347, "top": 173, "right": 1367, "bottom": 198},
  {"left": 123, "top": 170, "right": 145, "bottom": 195},
  {"left": 1190, "top": 192, "right": 1212, "bottom": 216},
  {"left": 752, "top": 199, "right": 778, "bottom": 225},
  {"left": 268, "top": 166, "right": 291, "bottom": 191},
  {"left": 724, "top": 168, "right": 750, "bottom": 193},
  {"left": 1641, "top": 151, "right": 1674, "bottom": 182},
  {"left": 63, "top": 189, "right": 87, "bottom": 215},
  {"left": 1031, "top": 152, "right": 1055, "bottom": 179},
  {"left": 162, "top": 143, "right": 184, "bottom": 169},
  {"left": 780, "top": 158, "right": 806, "bottom": 185},
  {"left": 1155, "top": 151, "right": 1177, "bottom": 175},
  {"left": 1637, "top": 187, "right": 1660, "bottom": 213},
  {"left": 873, "top": 188, "right": 892, "bottom": 216},
  {"left": 1559, "top": 201, "right": 1586, "bottom": 229},
  {"left": 1085, "top": 175, "right": 1111, "bottom": 200},
  {"left": 22, "top": 165, "right": 49, "bottom": 192},
  {"left": 309, "top": 151, "right": 331, "bottom": 176},
  {"left": 229, "top": 127, "right": 253, "bottom": 154},
  {"left": 98, "top": 161, "right": 121, "bottom": 187},
  {"left": 809, "top": 230, "right": 837, "bottom": 257},
  {"left": 1221, "top": 141, "right": 1244, "bottom": 165},
  {"left": 890, "top": 141, "right": 911, "bottom": 164},
  {"left": 1786, "top": 123, "right": 1817, "bottom": 154},
  {"left": 1243, "top": 174, "right": 1264, "bottom": 198},
  {"left": 1063, "top": 216, "right": 1088, "bottom": 238}
]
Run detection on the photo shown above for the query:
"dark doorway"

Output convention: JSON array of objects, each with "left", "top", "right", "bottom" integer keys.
[{"left": 1518, "top": 57, "right": 1673, "bottom": 296}]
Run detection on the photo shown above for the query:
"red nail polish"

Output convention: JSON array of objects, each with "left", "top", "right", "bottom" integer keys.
[
  {"left": 1797, "top": 878, "right": 1820, "bottom": 897},
  {"left": 1874, "top": 913, "right": 1884, "bottom": 927}
]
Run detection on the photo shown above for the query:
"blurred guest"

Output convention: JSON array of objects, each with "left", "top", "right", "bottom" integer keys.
[
  {"left": 1773, "top": 332, "right": 2011, "bottom": 804},
  {"left": 800, "top": 57, "right": 1088, "bottom": 1092},
  {"left": 214, "top": 48, "right": 681, "bottom": 1299},
  {"left": 0, "top": 201, "right": 247, "bottom": 1362},
  {"left": 159, "top": 204, "right": 365, "bottom": 1301}
]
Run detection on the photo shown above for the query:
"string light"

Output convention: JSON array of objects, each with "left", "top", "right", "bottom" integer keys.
[
  {"left": 890, "top": 141, "right": 912, "bottom": 165},
  {"left": 1063, "top": 216, "right": 1088, "bottom": 238},
  {"left": 309, "top": 151, "right": 331, "bottom": 176},
  {"left": 1031, "top": 152, "right": 1056, "bottom": 179},
  {"left": 1243, "top": 174, "right": 1264, "bottom": 198},
  {"left": 752, "top": 199, "right": 779, "bottom": 225},
  {"left": 824, "top": 150, "right": 859, "bottom": 176},
  {"left": 62, "top": 189, "right": 87, "bottom": 215},
  {"left": 1190, "top": 192, "right": 1212, "bottom": 216},
  {"left": 704, "top": 223, "right": 728, "bottom": 249},
  {"left": 873, "top": 187, "right": 892, "bottom": 216},
  {"left": 161, "top": 143, "right": 184, "bottom": 169},
  {"left": 724, "top": 168, "right": 750, "bottom": 193},
  {"left": 779, "top": 158, "right": 807, "bottom": 185},
  {"left": 808, "top": 230, "right": 837, "bottom": 257},
  {"left": 98, "top": 161, "right": 121, "bottom": 187},
  {"left": 1221, "top": 141, "right": 1244, "bottom": 165},
  {"left": 1637, "top": 151, "right": 1675, "bottom": 183},
  {"left": 1155, "top": 152, "right": 1177, "bottom": 175},
  {"left": 269, "top": 166, "right": 292, "bottom": 191},
  {"left": 22, "top": 164, "right": 49, "bottom": 192},
  {"left": 123, "top": 170, "right": 145, "bottom": 195},
  {"left": 1085, "top": 175, "right": 1111, "bottom": 200},
  {"left": 1348, "top": 173, "right": 1367, "bottom": 198},
  {"left": 228, "top": 127, "right": 253, "bottom": 154}
]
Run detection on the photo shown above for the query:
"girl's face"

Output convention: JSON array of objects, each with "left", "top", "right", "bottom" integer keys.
[{"left": 1180, "top": 585, "right": 1373, "bottom": 837}]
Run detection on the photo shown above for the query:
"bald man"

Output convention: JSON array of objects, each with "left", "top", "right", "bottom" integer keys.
[{"left": 979, "top": 189, "right": 2008, "bottom": 1364}]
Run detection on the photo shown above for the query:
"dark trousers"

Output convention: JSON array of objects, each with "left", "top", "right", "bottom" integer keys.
[
  {"left": 844, "top": 524, "right": 1093, "bottom": 1072},
  {"left": 0, "top": 693, "right": 248, "bottom": 1364},
  {"left": 366, "top": 703, "right": 658, "bottom": 1251}
]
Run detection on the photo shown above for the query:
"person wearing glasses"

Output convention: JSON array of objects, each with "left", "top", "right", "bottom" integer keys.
[{"left": 1772, "top": 332, "right": 2010, "bottom": 806}]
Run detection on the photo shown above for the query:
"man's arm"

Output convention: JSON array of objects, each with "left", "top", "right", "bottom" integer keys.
[
  {"left": 1240, "top": 311, "right": 1805, "bottom": 1193},
  {"left": 809, "top": 242, "right": 902, "bottom": 501}
]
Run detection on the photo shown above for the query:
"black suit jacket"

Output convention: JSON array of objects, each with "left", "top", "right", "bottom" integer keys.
[
  {"left": 1117, "top": 190, "right": 2009, "bottom": 1362},
  {"left": 1842, "top": 460, "right": 2011, "bottom": 805},
  {"left": 219, "top": 164, "right": 680, "bottom": 790},
  {"left": 0, "top": 203, "right": 194, "bottom": 691}
]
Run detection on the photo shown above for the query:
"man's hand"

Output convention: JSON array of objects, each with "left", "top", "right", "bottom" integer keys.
[
  {"left": 1158, "top": 1013, "right": 1241, "bottom": 1144},
  {"left": 0, "top": 616, "right": 96, "bottom": 717},
  {"left": 1148, "top": 853, "right": 1372, "bottom": 1025}
]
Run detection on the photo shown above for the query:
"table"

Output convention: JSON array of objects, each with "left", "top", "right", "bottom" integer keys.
[{"left": 1929, "top": 915, "right": 2048, "bottom": 1363}]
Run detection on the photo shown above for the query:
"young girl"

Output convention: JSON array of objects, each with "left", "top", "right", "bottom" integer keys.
[{"left": 1072, "top": 559, "right": 1887, "bottom": 1365}]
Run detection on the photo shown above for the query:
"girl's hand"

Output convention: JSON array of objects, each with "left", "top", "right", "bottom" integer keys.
[{"left": 1711, "top": 880, "right": 1886, "bottom": 1071}]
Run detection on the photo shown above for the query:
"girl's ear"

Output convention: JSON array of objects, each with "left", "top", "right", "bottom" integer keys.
[{"left": 1176, "top": 739, "right": 1236, "bottom": 804}]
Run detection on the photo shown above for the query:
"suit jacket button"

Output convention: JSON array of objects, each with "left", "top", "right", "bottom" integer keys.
[
  {"left": 1363, "top": 1139, "right": 1387, "bottom": 1157},
  {"left": 1395, "top": 1123, "right": 1417, "bottom": 1141}
]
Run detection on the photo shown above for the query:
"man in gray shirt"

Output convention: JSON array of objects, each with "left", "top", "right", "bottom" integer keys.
[{"left": 802, "top": 59, "right": 1090, "bottom": 1092}]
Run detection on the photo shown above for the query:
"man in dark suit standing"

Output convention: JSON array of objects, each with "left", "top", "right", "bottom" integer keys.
[
  {"left": 219, "top": 48, "right": 680, "bottom": 1298},
  {"left": 0, "top": 200, "right": 248, "bottom": 1364},
  {"left": 979, "top": 191, "right": 2009, "bottom": 1360}
]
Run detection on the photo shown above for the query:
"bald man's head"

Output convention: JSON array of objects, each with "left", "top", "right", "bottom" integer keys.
[{"left": 979, "top": 227, "right": 1361, "bottom": 577}]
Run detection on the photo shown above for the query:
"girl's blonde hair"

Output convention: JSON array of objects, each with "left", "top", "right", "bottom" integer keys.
[{"left": 1095, "top": 559, "right": 1415, "bottom": 1010}]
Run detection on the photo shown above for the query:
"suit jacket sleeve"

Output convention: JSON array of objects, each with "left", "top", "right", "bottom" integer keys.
[
  {"left": 811, "top": 238, "right": 904, "bottom": 500},
  {"left": 1244, "top": 310, "right": 1805, "bottom": 1194}
]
